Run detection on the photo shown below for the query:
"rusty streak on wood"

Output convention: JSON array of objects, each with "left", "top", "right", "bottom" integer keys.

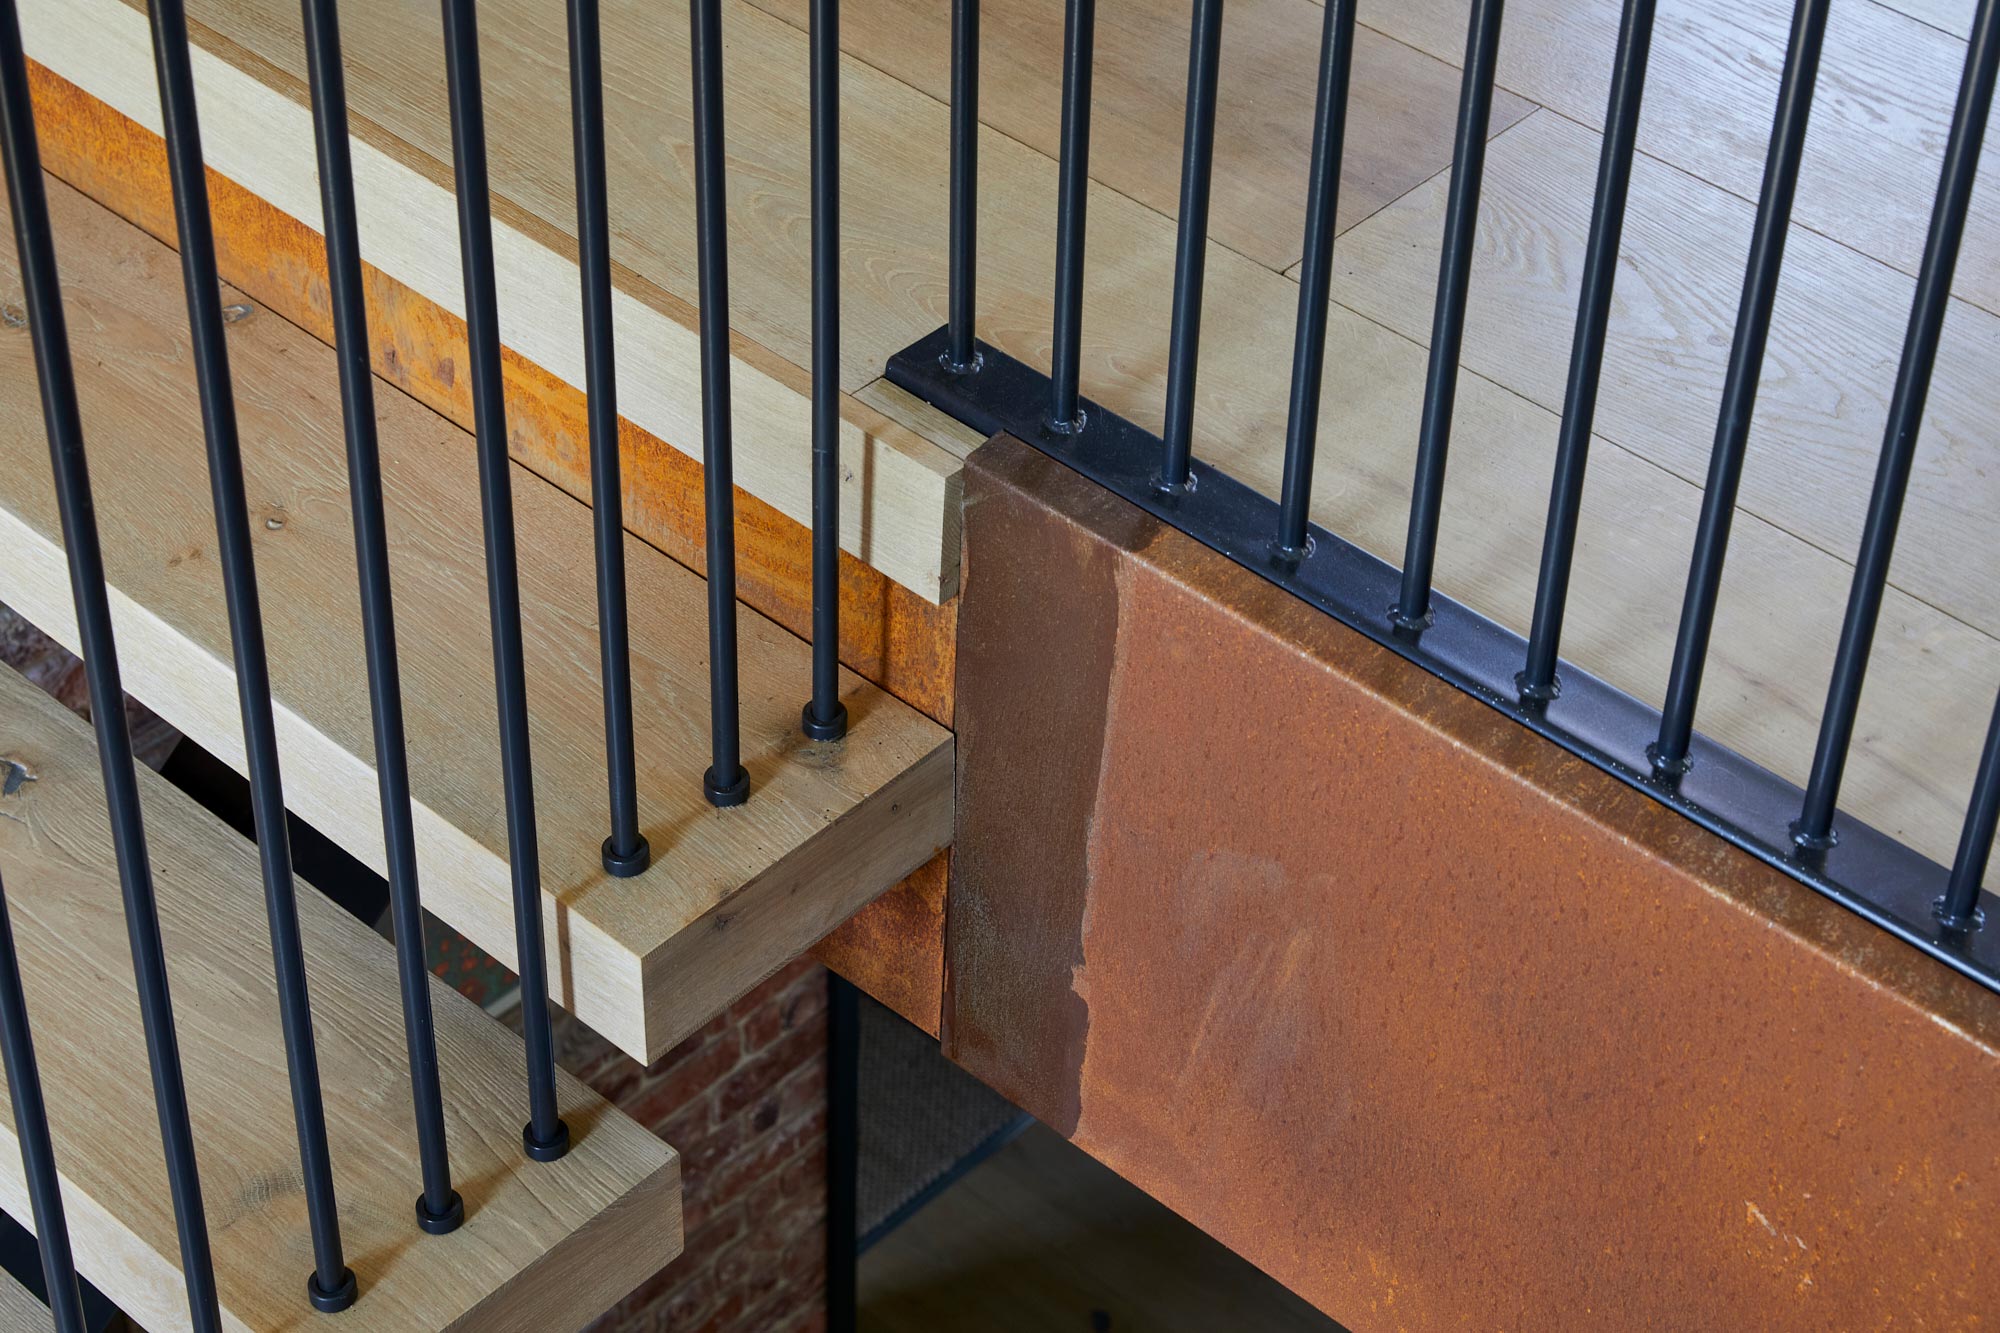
[
  {"left": 25, "top": 60, "right": 950, "bottom": 1035},
  {"left": 950, "top": 434, "right": 2000, "bottom": 1331}
]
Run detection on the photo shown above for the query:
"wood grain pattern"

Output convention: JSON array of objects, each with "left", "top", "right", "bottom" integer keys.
[
  {"left": 743, "top": 0, "right": 1535, "bottom": 272},
  {"left": 1332, "top": 109, "right": 2000, "bottom": 643},
  {"left": 20, "top": 0, "right": 966, "bottom": 604},
  {"left": 0, "top": 1270, "right": 47, "bottom": 1333},
  {"left": 0, "top": 665, "right": 681, "bottom": 1333},
  {"left": 1361, "top": 0, "right": 2000, "bottom": 312},
  {"left": 0, "top": 178, "right": 954, "bottom": 1064}
]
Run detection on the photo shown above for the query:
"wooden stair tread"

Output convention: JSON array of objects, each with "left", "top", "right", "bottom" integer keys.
[
  {"left": 0, "top": 665, "right": 681, "bottom": 1332},
  {"left": 0, "top": 177, "right": 955, "bottom": 1064},
  {"left": 0, "top": 1268, "right": 49, "bottom": 1333}
]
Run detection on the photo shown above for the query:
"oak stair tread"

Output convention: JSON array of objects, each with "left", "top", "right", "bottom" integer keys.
[
  {"left": 0, "top": 664, "right": 682, "bottom": 1333},
  {"left": 0, "top": 1267, "right": 50, "bottom": 1333},
  {"left": 0, "top": 177, "right": 955, "bottom": 1065}
]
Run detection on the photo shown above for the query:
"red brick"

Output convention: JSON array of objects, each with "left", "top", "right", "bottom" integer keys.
[{"left": 716, "top": 1023, "right": 822, "bottom": 1123}]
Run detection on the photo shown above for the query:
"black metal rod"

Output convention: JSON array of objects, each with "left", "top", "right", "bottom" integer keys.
[
  {"left": 690, "top": 0, "right": 750, "bottom": 807},
  {"left": 0, "top": 6, "right": 221, "bottom": 1322},
  {"left": 1274, "top": 0, "right": 1357, "bottom": 555},
  {"left": 440, "top": 0, "right": 569, "bottom": 1160},
  {"left": 1394, "top": 0, "right": 1505, "bottom": 628},
  {"left": 300, "top": 0, "right": 464, "bottom": 1234},
  {"left": 1795, "top": 0, "right": 2000, "bottom": 845},
  {"left": 566, "top": 0, "right": 652, "bottom": 878},
  {"left": 945, "top": 0, "right": 979, "bottom": 372},
  {"left": 1158, "top": 0, "right": 1225, "bottom": 490},
  {"left": 1652, "top": 0, "right": 1830, "bottom": 774},
  {"left": 825, "top": 970, "right": 859, "bottom": 1333},
  {"left": 1048, "top": 0, "right": 1096, "bottom": 432},
  {"left": 803, "top": 0, "right": 849, "bottom": 743},
  {"left": 147, "top": 0, "right": 355, "bottom": 1308},
  {"left": 1941, "top": 688, "right": 2000, "bottom": 929},
  {"left": 0, "top": 868, "right": 86, "bottom": 1333},
  {"left": 1518, "top": 0, "right": 1657, "bottom": 698}
]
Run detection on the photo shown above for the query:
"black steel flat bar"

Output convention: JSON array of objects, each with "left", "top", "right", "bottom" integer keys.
[
  {"left": 0, "top": 6, "right": 222, "bottom": 1323},
  {"left": 1795, "top": 0, "right": 1999, "bottom": 848},
  {"left": 804, "top": 0, "right": 849, "bottom": 742},
  {"left": 300, "top": 0, "right": 464, "bottom": 1235},
  {"left": 566, "top": 0, "right": 651, "bottom": 879},
  {"left": 1158, "top": 0, "right": 1225, "bottom": 491},
  {"left": 1395, "top": 0, "right": 1504, "bottom": 628},
  {"left": 690, "top": 0, "right": 750, "bottom": 806},
  {"left": 1652, "top": 0, "right": 1831, "bottom": 773},
  {"left": 149, "top": 0, "right": 356, "bottom": 1309},
  {"left": 1941, "top": 690, "right": 2000, "bottom": 929},
  {"left": 1048, "top": 0, "right": 1096, "bottom": 432},
  {"left": 440, "top": 0, "right": 569, "bottom": 1161},
  {"left": 945, "top": 0, "right": 979, "bottom": 372},
  {"left": 0, "top": 867, "right": 86, "bottom": 1333},
  {"left": 1519, "top": 0, "right": 1656, "bottom": 699},
  {"left": 1275, "top": 0, "right": 1357, "bottom": 556},
  {"left": 888, "top": 326, "right": 2000, "bottom": 996}
]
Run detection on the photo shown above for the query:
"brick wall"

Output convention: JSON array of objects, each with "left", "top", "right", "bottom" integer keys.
[{"left": 560, "top": 958, "right": 831, "bottom": 1333}]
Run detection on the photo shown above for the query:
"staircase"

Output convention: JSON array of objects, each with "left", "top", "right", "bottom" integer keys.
[{"left": 0, "top": 0, "right": 954, "bottom": 1324}]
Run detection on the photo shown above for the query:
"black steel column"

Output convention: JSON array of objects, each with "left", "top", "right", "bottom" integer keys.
[
  {"left": 1940, "top": 689, "right": 2000, "bottom": 931},
  {"left": 1394, "top": 0, "right": 1505, "bottom": 629},
  {"left": 1048, "top": 0, "right": 1096, "bottom": 432},
  {"left": 440, "top": 0, "right": 569, "bottom": 1160},
  {"left": 567, "top": 0, "right": 651, "bottom": 877},
  {"left": 803, "top": 0, "right": 849, "bottom": 743},
  {"left": 1794, "top": 0, "right": 1999, "bottom": 847},
  {"left": 148, "top": 0, "right": 354, "bottom": 1308},
  {"left": 0, "top": 3, "right": 221, "bottom": 1322},
  {"left": 945, "top": 0, "right": 979, "bottom": 372},
  {"left": 1274, "top": 0, "right": 1357, "bottom": 556},
  {"left": 300, "top": 0, "right": 464, "bottom": 1234},
  {"left": 690, "top": 0, "right": 750, "bottom": 807},
  {"left": 1157, "top": 0, "right": 1225, "bottom": 491},
  {"left": 1652, "top": 0, "right": 1831, "bottom": 775},
  {"left": 0, "top": 868, "right": 86, "bottom": 1333},
  {"left": 1518, "top": 0, "right": 1657, "bottom": 699}
]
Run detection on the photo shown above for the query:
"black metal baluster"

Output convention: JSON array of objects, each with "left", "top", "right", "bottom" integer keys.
[
  {"left": 1651, "top": 0, "right": 1830, "bottom": 775},
  {"left": 1940, "top": 688, "right": 2000, "bottom": 931},
  {"left": 1518, "top": 0, "right": 1657, "bottom": 700},
  {"left": 300, "top": 0, "right": 464, "bottom": 1233},
  {"left": 1158, "top": 0, "right": 1224, "bottom": 492},
  {"left": 803, "top": 0, "right": 848, "bottom": 742},
  {"left": 0, "top": 5, "right": 221, "bottom": 1322},
  {"left": 945, "top": 0, "right": 979, "bottom": 373},
  {"left": 567, "top": 0, "right": 652, "bottom": 877},
  {"left": 440, "top": 0, "right": 570, "bottom": 1160},
  {"left": 1274, "top": 0, "right": 1357, "bottom": 556},
  {"left": 146, "top": 0, "right": 356, "bottom": 1308},
  {"left": 690, "top": 0, "right": 750, "bottom": 806},
  {"left": 1794, "top": 0, "right": 1999, "bottom": 848},
  {"left": 0, "top": 867, "right": 86, "bottom": 1333},
  {"left": 1393, "top": 0, "right": 1505, "bottom": 629},
  {"left": 1048, "top": 0, "right": 1096, "bottom": 433}
]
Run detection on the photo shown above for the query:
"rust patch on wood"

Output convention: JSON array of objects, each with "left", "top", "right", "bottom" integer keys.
[{"left": 949, "top": 434, "right": 2000, "bottom": 1331}]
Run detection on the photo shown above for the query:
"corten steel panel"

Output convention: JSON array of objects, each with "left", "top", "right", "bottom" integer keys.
[{"left": 949, "top": 435, "right": 2000, "bottom": 1331}]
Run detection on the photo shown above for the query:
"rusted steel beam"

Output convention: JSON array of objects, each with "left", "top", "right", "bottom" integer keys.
[{"left": 950, "top": 434, "right": 2000, "bottom": 1331}]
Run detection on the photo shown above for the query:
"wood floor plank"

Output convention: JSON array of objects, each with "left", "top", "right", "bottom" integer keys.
[
  {"left": 0, "top": 1270, "right": 47, "bottom": 1333},
  {"left": 1361, "top": 0, "right": 2000, "bottom": 313},
  {"left": 0, "top": 178, "right": 954, "bottom": 1065},
  {"left": 1872, "top": 0, "right": 1978, "bottom": 38},
  {"left": 0, "top": 665, "right": 681, "bottom": 1333},
  {"left": 741, "top": 0, "right": 1536, "bottom": 274},
  {"left": 1329, "top": 109, "right": 2000, "bottom": 644}
]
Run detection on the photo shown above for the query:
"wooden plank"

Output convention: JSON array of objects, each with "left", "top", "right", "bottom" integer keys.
[
  {"left": 949, "top": 435, "right": 2000, "bottom": 1331},
  {"left": 1359, "top": 0, "right": 2000, "bottom": 312},
  {"left": 741, "top": 0, "right": 1536, "bottom": 273},
  {"left": 18, "top": 0, "right": 965, "bottom": 604},
  {"left": 0, "top": 177, "right": 955, "bottom": 1064},
  {"left": 20, "top": 60, "right": 963, "bottom": 730},
  {"left": 1330, "top": 109, "right": 2000, "bottom": 642},
  {"left": 0, "top": 665, "right": 681, "bottom": 1333},
  {"left": 0, "top": 1269, "right": 48, "bottom": 1333}
]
